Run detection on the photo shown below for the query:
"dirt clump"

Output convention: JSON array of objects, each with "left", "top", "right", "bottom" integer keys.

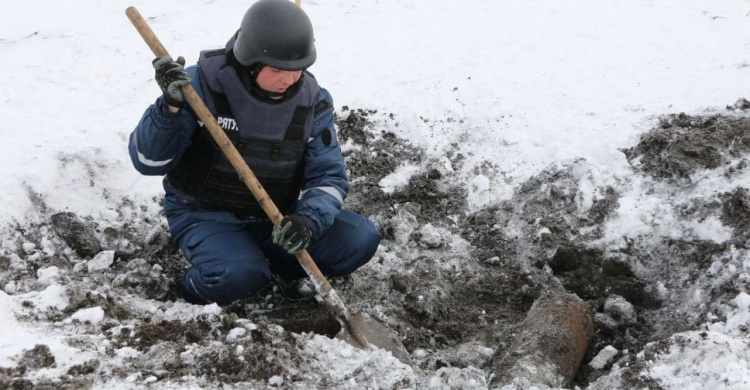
[
  {"left": 726, "top": 97, "right": 750, "bottom": 111},
  {"left": 720, "top": 187, "right": 750, "bottom": 246},
  {"left": 623, "top": 113, "right": 750, "bottom": 180},
  {"left": 19, "top": 344, "right": 56, "bottom": 369},
  {"left": 0, "top": 377, "right": 94, "bottom": 390},
  {"left": 487, "top": 160, "right": 620, "bottom": 276},
  {"left": 113, "top": 318, "right": 213, "bottom": 351},
  {"left": 67, "top": 359, "right": 100, "bottom": 376},
  {"left": 111, "top": 258, "right": 171, "bottom": 301},
  {"left": 548, "top": 246, "right": 659, "bottom": 309},
  {"left": 253, "top": 300, "right": 340, "bottom": 337},
  {"left": 50, "top": 212, "right": 102, "bottom": 258}
]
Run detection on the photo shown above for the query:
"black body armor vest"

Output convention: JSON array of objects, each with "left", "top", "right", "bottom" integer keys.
[{"left": 168, "top": 50, "right": 319, "bottom": 217}]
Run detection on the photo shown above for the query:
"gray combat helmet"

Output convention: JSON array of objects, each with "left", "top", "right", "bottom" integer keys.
[{"left": 233, "top": 0, "right": 317, "bottom": 71}]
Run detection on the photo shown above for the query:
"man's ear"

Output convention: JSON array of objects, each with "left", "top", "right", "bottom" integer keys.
[{"left": 249, "top": 63, "right": 265, "bottom": 80}]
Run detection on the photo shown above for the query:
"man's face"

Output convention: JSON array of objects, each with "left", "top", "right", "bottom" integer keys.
[{"left": 255, "top": 66, "right": 302, "bottom": 98}]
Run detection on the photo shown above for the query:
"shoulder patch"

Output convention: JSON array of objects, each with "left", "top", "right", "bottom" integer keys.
[
  {"left": 321, "top": 129, "right": 332, "bottom": 146},
  {"left": 314, "top": 100, "right": 330, "bottom": 116}
]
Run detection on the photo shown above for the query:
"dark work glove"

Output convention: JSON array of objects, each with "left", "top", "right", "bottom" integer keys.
[
  {"left": 152, "top": 55, "right": 190, "bottom": 107},
  {"left": 272, "top": 215, "right": 313, "bottom": 254}
]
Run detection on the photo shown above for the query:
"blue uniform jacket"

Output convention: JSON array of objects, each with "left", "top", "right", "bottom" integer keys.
[{"left": 128, "top": 66, "right": 349, "bottom": 238}]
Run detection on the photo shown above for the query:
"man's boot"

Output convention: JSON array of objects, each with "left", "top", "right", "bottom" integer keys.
[{"left": 271, "top": 275, "right": 317, "bottom": 302}]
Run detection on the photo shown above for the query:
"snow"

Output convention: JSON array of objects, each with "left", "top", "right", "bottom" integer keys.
[
  {"left": 200, "top": 303, "right": 223, "bottom": 316},
  {"left": 467, "top": 174, "right": 493, "bottom": 212},
  {"left": 709, "top": 291, "right": 750, "bottom": 337},
  {"left": 304, "top": 334, "right": 416, "bottom": 387},
  {"left": 268, "top": 375, "right": 284, "bottom": 386},
  {"left": 68, "top": 306, "right": 106, "bottom": 325},
  {"left": 36, "top": 266, "right": 60, "bottom": 286},
  {"left": 0, "top": 291, "right": 33, "bottom": 366},
  {"left": 2, "top": 0, "right": 750, "bottom": 388},
  {"left": 225, "top": 327, "right": 247, "bottom": 343},
  {"left": 1, "top": 0, "right": 747, "bottom": 226},
  {"left": 589, "top": 345, "right": 618, "bottom": 370},
  {"left": 379, "top": 163, "right": 422, "bottom": 194},
  {"left": 0, "top": 291, "right": 92, "bottom": 373},
  {"left": 35, "top": 284, "right": 69, "bottom": 311},
  {"left": 648, "top": 331, "right": 750, "bottom": 390},
  {"left": 87, "top": 250, "right": 115, "bottom": 272},
  {"left": 734, "top": 292, "right": 750, "bottom": 311},
  {"left": 115, "top": 347, "right": 140, "bottom": 359}
]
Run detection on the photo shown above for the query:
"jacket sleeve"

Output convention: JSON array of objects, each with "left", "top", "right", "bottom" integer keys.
[
  {"left": 128, "top": 67, "right": 201, "bottom": 176},
  {"left": 294, "top": 88, "right": 349, "bottom": 237}
]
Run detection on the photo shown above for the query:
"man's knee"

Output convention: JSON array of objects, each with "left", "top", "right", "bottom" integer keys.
[
  {"left": 358, "top": 218, "right": 381, "bottom": 262},
  {"left": 180, "top": 260, "right": 271, "bottom": 305},
  {"left": 329, "top": 217, "right": 380, "bottom": 276}
]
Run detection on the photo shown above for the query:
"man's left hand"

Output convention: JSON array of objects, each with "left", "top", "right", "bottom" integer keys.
[{"left": 273, "top": 215, "right": 312, "bottom": 254}]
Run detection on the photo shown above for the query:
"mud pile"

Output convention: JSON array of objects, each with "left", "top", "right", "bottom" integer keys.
[{"left": 623, "top": 111, "right": 750, "bottom": 181}]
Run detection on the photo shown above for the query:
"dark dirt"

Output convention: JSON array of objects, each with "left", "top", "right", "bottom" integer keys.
[
  {"left": 66, "top": 359, "right": 99, "bottom": 376},
  {"left": 106, "top": 314, "right": 304, "bottom": 383},
  {"left": 336, "top": 108, "right": 417, "bottom": 185},
  {"left": 111, "top": 258, "right": 172, "bottom": 301},
  {"left": 0, "top": 346, "right": 95, "bottom": 390},
  {"left": 50, "top": 212, "right": 101, "bottom": 258},
  {"left": 721, "top": 187, "right": 750, "bottom": 246},
  {"left": 0, "top": 377, "right": 94, "bottom": 390},
  {"left": 548, "top": 246, "right": 659, "bottom": 308},
  {"left": 336, "top": 106, "right": 468, "bottom": 226},
  {"left": 19, "top": 345, "right": 56, "bottom": 369},
  {"left": 395, "top": 263, "right": 533, "bottom": 353},
  {"left": 623, "top": 112, "right": 750, "bottom": 180},
  {"left": 112, "top": 318, "right": 213, "bottom": 351},
  {"left": 252, "top": 300, "right": 340, "bottom": 337},
  {"left": 726, "top": 97, "right": 750, "bottom": 111}
]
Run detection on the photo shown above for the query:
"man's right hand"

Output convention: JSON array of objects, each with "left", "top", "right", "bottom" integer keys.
[
  {"left": 153, "top": 56, "right": 190, "bottom": 108},
  {"left": 273, "top": 215, "right": 313, "bottom": 254}
]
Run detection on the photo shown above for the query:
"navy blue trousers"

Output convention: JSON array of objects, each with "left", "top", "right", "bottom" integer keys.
[{"left": 164, "top": 197, "right": 380, "bottom": 305}]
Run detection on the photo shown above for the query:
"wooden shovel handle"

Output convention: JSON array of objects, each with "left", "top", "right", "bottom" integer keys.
[{"left": 125, "top": 7, "right": 350, "bottom": 323}]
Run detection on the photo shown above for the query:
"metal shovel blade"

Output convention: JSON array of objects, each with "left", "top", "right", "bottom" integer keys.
[{"left": 336, "top": 311, "right": 412, "bottom": 365}]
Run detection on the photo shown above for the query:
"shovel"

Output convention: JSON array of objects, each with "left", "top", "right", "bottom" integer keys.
[{"left": 126, "top": 6, "right": 410, "bottom": 364}]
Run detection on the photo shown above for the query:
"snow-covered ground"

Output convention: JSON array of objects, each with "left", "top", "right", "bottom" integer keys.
[{"left": 2, "top": 0, "right": 750, "bottom": 388}]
